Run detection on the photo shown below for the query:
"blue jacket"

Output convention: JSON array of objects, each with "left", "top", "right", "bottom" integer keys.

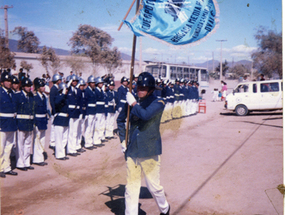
[
  {"left": 117, "top": 94, "right": 165, "bottom": 159},
  {"left": 94, "top": 87, "right": 106, "bottom": 114},
  {"left": 34, "top": 92, "right": 48, "bottom": 130},
  {"left": 53, "top": 93, "right": 69, "bottom": 127},
  {"left": 50, "top": 84, "right": 59, "bottom": 115},
  {"left": 78, "top": 88, "right": 87, "bottom": 118},
  {"left": 67, "top": 86, "right": 81, "bottom": 118},
  {"left": 117, "top": 85, "right": 128, "bottom": 110},
  {"left": 173, "top": 84, "right": 180, "bottom": 101},
  {"left": 14, "top": 90, "right": 35, "bottom": 131},
  {"left": 106, "top": 89, "right": 117, "bottom": 114},
  {"left": 0, "top": 87, "right": 17, "bottom": 132},
  {"left": 85, "top": 86, "right": 97, "bottom": 115}
]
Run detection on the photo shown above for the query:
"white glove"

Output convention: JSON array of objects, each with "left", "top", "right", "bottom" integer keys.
[
  {"left": 126, "top": 92, "right": 136, "bottom": 106},
  {"left": 121, "top": 140, "right": 127, "bottom": 153},
  {"left": 102, "top": 84, "right": 105, "bottom": 92},
  {"left": 67, "top": 79, "right": 73, "bottom": 88}
]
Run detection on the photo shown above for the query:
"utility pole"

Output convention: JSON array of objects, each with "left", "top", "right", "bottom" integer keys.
[
  {"left": 216, "top": 40, "right": 227, "bottom": 81},
  {"left": 0, "top": 5, "right": 13, "bottom": 48}
]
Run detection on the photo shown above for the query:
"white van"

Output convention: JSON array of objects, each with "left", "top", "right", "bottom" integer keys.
[{"left": 225, "top": 80, "right": 283, "bottom": 116}]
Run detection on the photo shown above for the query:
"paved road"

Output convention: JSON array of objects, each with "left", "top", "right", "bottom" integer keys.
[{"left": 1, "top": 80, "right": 283, "bottom": 215}]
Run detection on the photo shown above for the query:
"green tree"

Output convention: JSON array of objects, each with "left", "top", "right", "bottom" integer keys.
[
  {"left": 215, "top": 60, "right": 229, "bottom": 77},
  {"left": 229, "top": 64, "right": 251, "bottom": 79},
  {"left": 20, "top": 60, "right": 33, "bottom": 73},
  {"left": 69, "top": 24, "right": 122, "bottom": 72},
  {"left": 0, "top": 31, "right": 15, "bottom": 69},
  {"left": 39, "top": 46, "right": 61, "bottom": 75},
  {"left": 65, "top": 55, "right": 87, "bottom": 75},
  {"left": 13, "top": 26, "right": 40, "bottom": 53},
  {"left": 251, "top": 27, "right": 282, "bottom": 78}
]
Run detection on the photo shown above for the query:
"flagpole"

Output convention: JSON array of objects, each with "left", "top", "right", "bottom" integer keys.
[
  {"left": 125, "top": 0, "right": 140, "bottom": 146},
  {"left": 118, "top": 0, "right": 137, "bottom": 31}
]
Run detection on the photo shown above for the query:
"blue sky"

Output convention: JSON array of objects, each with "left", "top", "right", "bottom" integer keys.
[{"left": 0, "top": 0, "right": 282, "bottom": 64}]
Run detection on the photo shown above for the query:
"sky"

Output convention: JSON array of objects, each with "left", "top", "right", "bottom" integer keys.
[{"left": 0, "top": 0, "right": 282, "bottom": 65}]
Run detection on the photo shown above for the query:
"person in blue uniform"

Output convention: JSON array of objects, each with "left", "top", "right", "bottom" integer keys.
[
  {"left": 84, "top": 75, "right": 97, "bottom": 150},
  {"left": 93, "top": 77, "right": 106, "bottom": 146},
  {"left": 49, "top": 74, "right": 62, "bottom": 150},
  {"left": 53, "top": 82, "right": 70, "bottom": 160},
  {"left": 77, "top": 78, "right": 87, "bottom": 150},
  {"left": 14, "top": 77, "right": 35, "bottom": 171},
  {"left": 105, "top": 80, "right": 117, "bottom": 139},
  {"left": 32, "top": 78, "right": 48, "bottom": 166},
  {"left": 11, "top": 75, "right": 20, "bottom": 93},
  {"left": 117, "top": 72, "right": 170, "bottom": 215},
  {"left": 66, "top": 74, "right": 82, "bottom": 157},
  {"left": 0, "top": 71, "right": 18, "bottom": 177},
  {"left": 116, "top": 76, "right": 129, "bottom": 112}
]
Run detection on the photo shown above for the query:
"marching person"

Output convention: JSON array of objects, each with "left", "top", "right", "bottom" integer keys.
[
  {"left": 93, "top": 77, "right": 107, "bottom": 146},
  {"left": 11, "top": 75, "right": 20, "bottom": 93},
  {"left": 105, "top": 80, "right": 117, "bottom": 139},
  {"left": 77, "top": 78, "right": 87, "bottom": 151},
  {"left": 32, "top": 78, "right": 48, "bottom": 166},
  {"left": 14, "top": 77, "right": 35, "bottom": 171},
  {"left": 53, "top": 82, "right": 70, "bottom": 160},
  {"left": 66, "top": 74, "right": 82, "bottom": 157},
  {"left": 49, "top": 74, "right": 62, "bottom": 150},
  {"left": 117, "top": 72, "right": 170, "bottom": 215},
  {"left": 0, "top": 71, "right": 18, "bottom": 177},
  {"left": 84, "top": 75, "right": 97, "bottom": 150}
]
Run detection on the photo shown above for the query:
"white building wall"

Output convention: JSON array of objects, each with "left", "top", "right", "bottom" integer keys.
[{"left": 13, "top": 52, "right": 146, "bottom": 81}]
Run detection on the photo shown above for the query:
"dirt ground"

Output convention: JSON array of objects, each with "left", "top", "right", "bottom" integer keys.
[{"left": 1, "top": 80, "right": 283, "bottom": 215}]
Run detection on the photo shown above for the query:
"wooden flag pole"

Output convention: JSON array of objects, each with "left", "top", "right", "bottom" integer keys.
[
  {"left": 118, "top": 0, "right": 137, "bottom": 31},
  {"left": 125, "top": 0, "right": 140, "bottom": 146}
]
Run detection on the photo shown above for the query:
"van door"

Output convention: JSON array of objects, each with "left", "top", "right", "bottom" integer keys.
[
  {"left": 233, "top": 83, "right": 252, "bottom": 108},
  {"left": 259, "top": 81, "right": 282, "bottom": 109}
]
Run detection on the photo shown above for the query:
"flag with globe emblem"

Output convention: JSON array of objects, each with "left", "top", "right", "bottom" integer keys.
[{"left": 124, "top": 0, "right": 219, "bottom": 46}]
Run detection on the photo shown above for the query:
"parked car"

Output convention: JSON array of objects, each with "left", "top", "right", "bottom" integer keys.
[{"left": 225, "top": 80, "right": 283, "bottom": 116}]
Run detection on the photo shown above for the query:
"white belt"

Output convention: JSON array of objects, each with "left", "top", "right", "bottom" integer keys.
[
  {"left": 120, "top": 99, "right": 126, "bottom": 103},
  {"left": 88, "top": 104, "right": 96, "bottom": 107},
  {"left": 108, "top": 102, "right": 114, "bottom": 106},
  {"left": 104, "top": 105, "right": 108, "bottom": 108},
  {"left": 58, "top": 113, "right": 68, "bottom": 117},
  {"left": 170, "top": 96, "right": 174, "bottom": 98},
  {"left": 174, "top": 94, "right": 180, "bottom": 96},
  {"left": 68, "top": 105, "right": 80, "bottom": 109},
  {"left": 35, "top": 114, "right": 46, "bottom": 118},
  {"left": 180, "top": 94, "right": 184, "bottom": 96},
  {"left": 0, "top": 113, "right": 15, "bottom": 118},
  {"left": 17, "top": 114, "right": 34, "bottom": 120},
  {"left": 96, "top": 101, "right": 105, "bottom": 105}
]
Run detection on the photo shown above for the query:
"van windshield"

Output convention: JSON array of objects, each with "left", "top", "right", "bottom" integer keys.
[{"left": 235, "top": 84, "right": 249, "bottom": 93}]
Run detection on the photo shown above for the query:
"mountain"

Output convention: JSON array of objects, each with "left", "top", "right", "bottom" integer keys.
[
  {"left": 8, "top": 39, "right": 132, "bottom": 60},
  {"left": 193, "top": 59, "right": 252, "bottom": 71}
]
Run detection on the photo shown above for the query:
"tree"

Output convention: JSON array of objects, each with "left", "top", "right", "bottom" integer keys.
[
  {"left": 215, "top": 60, "right": 229, "bottom": 77},
  {"left": 0, "top": 31, "right": 15, "bottom": 69},
  {"left": 65, "top": 55, "right": 87, "bottom": 75},
  {"left": 69, "top": 24, "right": 122, "bottom": 72},
  {"left": 39, "top": 46, "right": 61, "bottom": 75},
  {"left": 13, "top": 26, "right": 40, "bottom": 53},
  {"left": 229, "top": 64, "right": 251, "bottom": 79},
  {"left": 20, "top": 60, "right": 33, "bottom": 73},
  {"left": 251, "top": 27, "right": 282, "bottom": 78}
]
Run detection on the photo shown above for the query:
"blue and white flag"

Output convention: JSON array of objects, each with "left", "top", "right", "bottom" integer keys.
[{"left": 124, "top": 0, "right": 219, "bottom": 47}]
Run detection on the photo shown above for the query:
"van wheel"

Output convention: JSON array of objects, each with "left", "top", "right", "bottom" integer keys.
[{"left": 235, "top": 104, "right": 248, "bottom": 116}]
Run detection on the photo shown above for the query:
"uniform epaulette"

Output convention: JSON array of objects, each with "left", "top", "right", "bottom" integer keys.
[{"left": 158, "top": 99, "right": 165, "bottom": 105}]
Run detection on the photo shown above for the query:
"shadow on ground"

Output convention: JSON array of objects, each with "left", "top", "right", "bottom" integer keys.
[{"left": 101, "top": 184, "right": 152, "bottom": 215}]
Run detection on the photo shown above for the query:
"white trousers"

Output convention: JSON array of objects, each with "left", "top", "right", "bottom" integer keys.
[
  {"left": 77, "top": 116, "right": 86, "bottom": 149},
  {"left": 67, "top": 118, "right": 80, "bottom": 153},
  {"left": 93, "top": 113, "right": 106, "bottom": 145},
  {"left": 105, "top": 112, "right": 115, "bottom": 137},
  {"left": 125, "top": 156, "right": 169, "bottom": 215},
  {"left": 54, "top": 125, "right": 68, "bottom": 159},
  {"left": 17, "top": 130, "right": 33, "bottom": 168},
  {"left": 0, "top": 131, "right": 15, "bottom": 172},
  {"left": 49, "top": 115, "right": 55, "bottom": 147},
  {"left": 33, "top": 126, "right": 46, "bottom": 163},
  {"left": 84, "top": 114, "right": 96, "bottom": 148}
]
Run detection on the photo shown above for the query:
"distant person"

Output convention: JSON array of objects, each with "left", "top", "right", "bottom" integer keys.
[{"left": 259, "top": 74, "right": 265, "bottom": 81}]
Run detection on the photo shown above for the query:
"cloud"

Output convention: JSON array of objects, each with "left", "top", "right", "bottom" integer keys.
[{"left": 231, "top": 44, "right": 257, "bottom": 53}]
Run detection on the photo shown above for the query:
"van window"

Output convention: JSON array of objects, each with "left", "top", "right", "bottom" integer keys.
[
  {"left": 261, "top": 82, "right": 279, "bottom": 93},
  {"left": 235, "top": 84, "right": 249, "bottom": 93},
  {"left": 253, "top": 84, "right": 257, "bottom": 93},
  {"left": 170, "top": 67, "right": 176, "bottom": 79}
]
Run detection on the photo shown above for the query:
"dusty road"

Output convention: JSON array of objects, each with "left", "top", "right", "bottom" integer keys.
[{"left": 1, "top": 80, "right": 283, "bottom": 215}]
